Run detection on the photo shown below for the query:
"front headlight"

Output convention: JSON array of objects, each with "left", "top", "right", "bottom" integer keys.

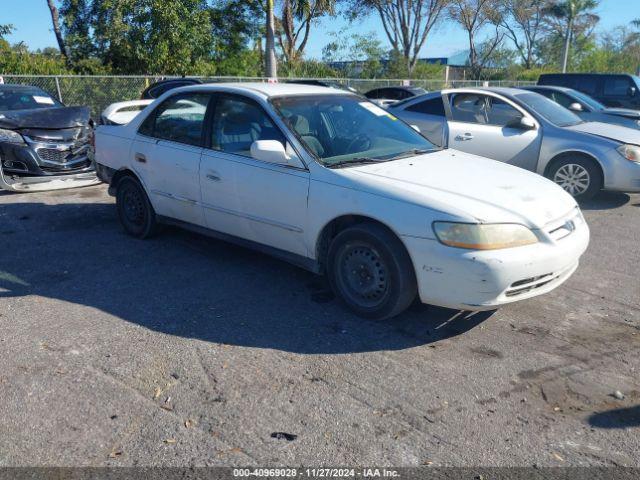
[
  {"left": 616, "top": 144, "right": 640, "bottom": 163},
  {"left": 433, "top": 222, "right": 538, "bottom": 250},
  {"left": 0, "top": 128, "right": 25, "bottom": 144}
]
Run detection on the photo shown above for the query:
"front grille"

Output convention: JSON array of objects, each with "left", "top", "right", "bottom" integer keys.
[
  {"left": 33, "top": 137, "right": 91, "bottom": 172},
  {"left": 545, "top": 209, "right": 583, "bottom": 241},
  {"left": 37, "top": 148, "right": 68, "bottom": 163}
]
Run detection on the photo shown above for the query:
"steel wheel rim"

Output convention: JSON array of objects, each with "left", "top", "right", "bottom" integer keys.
[
  {"left": 553, "top": 164, "right": 590, "bottom": 196},
  {"left": 338, "top": 243, "right": 389, "bottom": 308},
  {"left": 122, "top": 185, "right": 145, "bottom": 226}
]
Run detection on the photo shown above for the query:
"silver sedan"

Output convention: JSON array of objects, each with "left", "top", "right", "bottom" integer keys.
[{"left": 389, "top": 87, "right": 640, "bottom": 200}]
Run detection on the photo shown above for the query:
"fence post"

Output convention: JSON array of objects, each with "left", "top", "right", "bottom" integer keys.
[{"left": 54, "top": 76, "right": 63, "bottom": 103}]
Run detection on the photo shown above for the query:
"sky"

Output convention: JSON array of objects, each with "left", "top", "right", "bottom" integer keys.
[{"left": 1, "top": 0, "right": 637, "bottom": 61}]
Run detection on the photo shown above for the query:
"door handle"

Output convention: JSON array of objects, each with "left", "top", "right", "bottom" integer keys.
[
  {"left": 455, "top": 133, "right": 474, "bottom": 141},
  {"left": 206, "top": 172, "right": 221, "bottom": 182},
  {"left": 134, "top": 153, "right": 147, "bottom": 163}
]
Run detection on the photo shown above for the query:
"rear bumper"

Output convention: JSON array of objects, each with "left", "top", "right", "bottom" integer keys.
[{"left": 402, "top": 220, "right": 589, "bottom": 311}]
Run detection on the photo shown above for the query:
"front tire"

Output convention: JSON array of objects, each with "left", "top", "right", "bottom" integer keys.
[
  {"left": 546, "top": 156, "right": 602, "bottom": 201},
  {"left": 327, "top": 223, "right": 417, "bottom": 320},
  {"left": 115, "top": 176, "right": 158, "bottom": 239}
]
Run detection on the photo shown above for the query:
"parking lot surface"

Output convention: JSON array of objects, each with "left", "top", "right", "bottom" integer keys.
[{"left": 1, "top": 185, "right": 639, "bottom": 466}]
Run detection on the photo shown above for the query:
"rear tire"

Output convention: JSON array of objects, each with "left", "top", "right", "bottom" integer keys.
[
  {"left": 546, "top": 155, "right": 602, "bottom": 201},
  {"left": 115, "top": 176, "right": 158, "bottom": 239},
  {"left": 327, "top": 223, "right": 417, "bottom": 320}
]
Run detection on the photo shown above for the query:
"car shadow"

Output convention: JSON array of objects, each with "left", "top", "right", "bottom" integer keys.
[
  {"left": 0, "top": 201, "right": 494, "bottom": 354},
  {"left": 588, "top": 405, "right": 640, "bottom": 429},
  {"left": 580, "top": 191, "right": 630, "bottom": 210}
]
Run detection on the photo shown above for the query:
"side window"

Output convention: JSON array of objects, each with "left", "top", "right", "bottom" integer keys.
[
  {"left": 575, "top": 76, "right": 598, "bottom": 95},
  {"left": 138, "top": 93, "right": 210, "bottom": 146},
  {"left": 550, "top": 92, "right": 574, "bottom": 108},
  {"left": 366, "top": 89, "right": 380, "bottom": 99},
  {"left": 406, "top": 97, "right": 446, "bottom": 117},
  {"left": 486, "top": 98, "right": 522, "bottom": 126},
  {"left": 211, "top": 95, "right": 286, "bottom": 159},
  {"left": 603, "top": 76, "right": 633, "bottom": 97},
  {"left": 450, "top": 93, "right": 487, "bottom": 124}
]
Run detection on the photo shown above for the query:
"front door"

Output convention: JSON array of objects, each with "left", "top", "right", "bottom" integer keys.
[
  {"left": 199, "top": 93, "right": 310, "bottom": 257},
  {"left": 446, "top": 92, "right": 541, "bottom": 172}
]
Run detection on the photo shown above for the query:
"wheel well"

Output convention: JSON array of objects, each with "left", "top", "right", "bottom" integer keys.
[
  {"left": 108, "top": 169, "right": 139, "bottom": 195},
  {"left": 544, "top": 151, "right": 604, "bottom": 184},
  {"left": 315, "top": 215, "right": 407, "bottom": 273}
]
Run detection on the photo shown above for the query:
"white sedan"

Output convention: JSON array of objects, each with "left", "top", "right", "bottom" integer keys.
[{"left": 94, "top": 83, "right": 589, "bottom": 319}]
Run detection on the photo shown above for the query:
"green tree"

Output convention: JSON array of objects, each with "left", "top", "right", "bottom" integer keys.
[
  {"left": 448, "top": 0, "right": 504, "bottom": 79},
  {"left": 346, "top": 0, "right": 450, "bottom": 74},
  {"left": 278, "top": 0, "right": 336, "bottom": 65},
  {"left": 544, "top": 0, "right": 599, "bottom": 72},
  {"left": 497, "top": 0, "right": 546, "bottom": 69}
]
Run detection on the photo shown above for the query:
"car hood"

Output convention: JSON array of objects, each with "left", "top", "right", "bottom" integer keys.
[
  {"left": 334, "top": 149, "right": 577, "bottom": 228},
  {"left": 0, "top": 106, "right": 90, "bottom": 130},
  {"left": 601, "top": 107, "right": 640, "bottom": 119},
  {"left": 566, "top": 121, "right": 640, "bottom": 145}
]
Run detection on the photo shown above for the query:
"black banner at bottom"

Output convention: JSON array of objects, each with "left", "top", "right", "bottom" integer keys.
[{"left": 0, "top": 468, "right": 639, "bottom": 480}]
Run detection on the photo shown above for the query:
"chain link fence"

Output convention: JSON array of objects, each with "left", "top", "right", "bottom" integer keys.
[{"left": 0, "top": 74, "right": 536, "bottom": 118}]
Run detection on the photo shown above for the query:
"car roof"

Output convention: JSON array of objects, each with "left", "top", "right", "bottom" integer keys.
[
  {"left": 540, "top": 72, "right": 633, "bottom": 77},
  {"left": 441, "top": 86, "right": 527, "bottom": 96},
  {"left": 167, "top": 82, "right": 350, "bottom": 98},
  {"left": 521, "top": 85, "right": 574, "bottom": 93}
]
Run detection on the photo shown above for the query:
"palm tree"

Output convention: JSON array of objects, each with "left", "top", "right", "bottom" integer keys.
[
  {"left": 265, "top": 0, "right": 278, "bottom": 78},
  {"left": 546, "top": 0, "right": 599, "bottom": 73}
]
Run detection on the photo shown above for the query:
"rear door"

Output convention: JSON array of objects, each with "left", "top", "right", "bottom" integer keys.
[
  {"left": 445, "top": 92, "right": 541, "bottom": 171},
  {"left": 130, "top": 92, "right": 211, "bottom": 226}
]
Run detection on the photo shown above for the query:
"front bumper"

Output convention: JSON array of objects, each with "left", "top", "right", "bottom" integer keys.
[
  {"left": 403, "top": 214, "right": 590, "bottom": 311},
  {"left": 602, "top": 150, "right": 640, "bottom": 192},
  {"left": 0, "top": 139, "right": 98, "bottom": 192}
]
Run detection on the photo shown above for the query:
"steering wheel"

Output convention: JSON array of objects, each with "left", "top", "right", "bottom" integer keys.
[{"left": 346, "top": 133, "right": 372, "bottom": 154}]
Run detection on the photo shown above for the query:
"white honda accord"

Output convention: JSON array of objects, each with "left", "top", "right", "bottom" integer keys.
[{"left": 95, "top": 83, "right": 589, "bottom": 320}]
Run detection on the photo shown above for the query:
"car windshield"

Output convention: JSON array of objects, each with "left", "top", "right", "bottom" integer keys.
[
  {"left": 515, "top": 92, "right": 583, "bottom": 127},
  {"left": 0, "top": 88, "right": 62, "bottom": 112},
  {"left": 570, "top": 89, "right": 606, "bottom": 110},
  {"left": 271, "top": 94, "right": 437, "bottom": 167}
]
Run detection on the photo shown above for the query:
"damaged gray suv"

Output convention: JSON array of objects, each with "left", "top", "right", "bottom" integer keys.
[{"left": 0, "top": 84, "right": 99, "bottom": 192}]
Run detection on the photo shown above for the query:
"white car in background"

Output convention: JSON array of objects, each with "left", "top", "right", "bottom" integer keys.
[
  {"left": 100, "top": 100, "right": 153, "bottom": 125},
  {"left": 95, "top": 83, "right": 589, "bottom": 320}
]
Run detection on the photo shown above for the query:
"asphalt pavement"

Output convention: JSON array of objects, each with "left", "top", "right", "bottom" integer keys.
[{"left": 0, "top": 185, "right": 638, "bottom": 466}]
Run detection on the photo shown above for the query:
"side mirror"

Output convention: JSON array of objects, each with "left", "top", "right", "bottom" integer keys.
[
  {"left": 629, "top": 86, "right": 637, "bottom": 97},
  {"left": 507, "top": 116, "right": 536, "bottom": 130},
  {"left": 568, "top": 102, "right": 583, "bottom": 112},
  {"left": 250, "top": 140, "right": 290, "bottom": 165}
]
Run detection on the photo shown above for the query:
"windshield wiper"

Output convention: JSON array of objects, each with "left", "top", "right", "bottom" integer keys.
[
  {"left": 326, "top": 157, "right": 388, "bottom": 168},
  {"left": 384, "top": 148, "right": 434, "bottom": 161}
]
